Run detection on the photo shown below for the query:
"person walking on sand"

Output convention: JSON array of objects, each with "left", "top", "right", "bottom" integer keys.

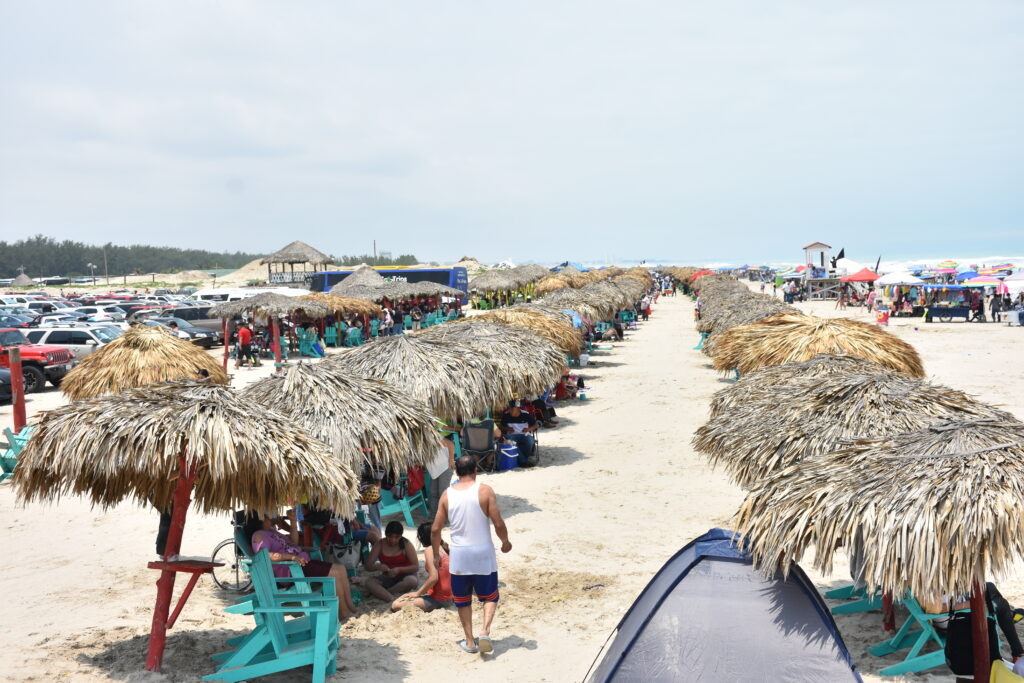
[{"left": 432, "top": 455, "right": 512, "bottom": 655}]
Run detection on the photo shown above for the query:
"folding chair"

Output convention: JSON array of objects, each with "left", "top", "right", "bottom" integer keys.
[{"left": 462, "top": 419, "right": 498, "bottom": 472}]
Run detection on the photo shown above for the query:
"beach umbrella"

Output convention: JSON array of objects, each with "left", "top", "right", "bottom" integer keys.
[
  {"left": 937, "top": 259, "right": 959, "bottom": 269},
  {"left": 328, "top": 265, "right": 389, "bottom": 301},
  {"left": 298, "top": 292, "right": 381, "bottom": 318},
  {"left": 710, "top": 313, "right": 926, "bottom": 378},
  {"left": 735, "top": 418, "right": 1024, "bottom": 681},
  {"left": 240, "top": 362, "right": 442, "bottom": 473},
  {"left": 417, "top": 321, "right": 566, "bottom": 399},
  {"left": 701, "top": 299, "right": 795, "bottom": 357},
  {"left": 326, "top": 334, "right": 500, "bottom": 421},
  {"left": 12, "top": 381, "right": 358, "bottom": 671},
  {"left": 61, "top": 325, "right": 229, "bottom": 400},
  {"left": 544, "top": 287, "right": 618, "bottom": 321},
  {"left": 695, "top": 370, "right": 1012, "bottom": 489},
  {"left": 469, "top": 269, "right": 521, "bottom": 293},
  {"left": 706, "top": 354, "right": 886, "bottom": 417},
  {"left": 963, "top": 276, "right": 1010, "bottom": 294},
  {"left": 955, "top": 270, "right": 980, "bottom": 281},
  {"left": 455, "top": 307, "right": 584, "bottom": 354},
  {"left": 209, "top": 293, "right": 329, "bottom": 371},
  {"left": 535, "top": 274, "right": 571, "bottom": 295}
]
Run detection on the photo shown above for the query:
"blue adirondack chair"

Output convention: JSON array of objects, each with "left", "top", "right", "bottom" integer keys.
[
  {"left": 205, "top": 549, "right": 338, "bottom": 683},
  {"left": 378, "top": 477, "right": 429, "bottom": 527},
  {"left": 1, "top": 426, "right": 33, "bottom": 482},
  {"left": 369, "top": 319, "right": 380, "bottom": 338},
  {"left": 345, "top": 328, "right": 363, "bottom": 347},
  {"left": 694, "top": 332, "right": 709, "bottom": 349},
  {"left": 825, "top": 583, "right": 883, "bottom": 615},
  {"left": 297, "top": 328, "right": 323, "bottom": 358},
  {"left": 867, "top": 594, "right": 990, "bottom": 676},
  {"left": 323, "top": 325, "right": 339, "bottom": 348},
  {"left": 403, "top": 315, "right": 413, "bottom": 331}
]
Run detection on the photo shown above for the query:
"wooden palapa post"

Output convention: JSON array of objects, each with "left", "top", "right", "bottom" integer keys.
[
  {"left": 221, "top": 320, "right": 229, "bottom": 370},
  {"left": 970, "top": 579, "right": 990, "bottom": 682},
  {"left": 145, "top": 449, "right": 198, "bottom": 671},
  {"left": 8, "top": 348, "right": 26, "bottom": 432}
]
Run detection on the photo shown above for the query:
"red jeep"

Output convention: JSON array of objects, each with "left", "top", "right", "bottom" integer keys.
[{"left": 0, "top": 328, "right": 76, "bottom": 393}]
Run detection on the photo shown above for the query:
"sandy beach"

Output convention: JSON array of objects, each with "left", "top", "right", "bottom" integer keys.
[{"left": 2, "top": 291, "right": 1023, "bottom": 681}]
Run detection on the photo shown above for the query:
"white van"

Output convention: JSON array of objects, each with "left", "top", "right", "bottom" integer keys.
[
  {"left": 185, "top": 287, "right": 309, "bottom": 303},
  {"left": 0, "top": 295, "right": 30, "bottom": 305}
]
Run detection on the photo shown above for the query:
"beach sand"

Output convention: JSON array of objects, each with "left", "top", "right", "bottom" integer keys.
[{"left": 1, "top": 290, "right": 1023, "bottom": 681}]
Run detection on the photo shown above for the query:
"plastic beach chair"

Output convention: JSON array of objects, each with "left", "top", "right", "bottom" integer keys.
[
  {"left": 867, "top": 594, "right": 988, "bottom": 676},
  {"left": 323, "top": 325, "right": 339, "bottom": 348},
  {"left": 378, "top": 476, "right": 428, "bottom": 527},
  {"left": 205, "top": 550, "right": 338, "bottom": 683},
  {"left": 825, "top": 583, "right": 883, "bottom": 615},
  {"left": 1, "top": 426, "right": 33, "bottom": 482}
]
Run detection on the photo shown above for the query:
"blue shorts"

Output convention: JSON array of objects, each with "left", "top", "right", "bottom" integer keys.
[
  {"left": 451, "top": 572, "right": 500, "bottom": 607},
  {"left": 352, "top": 529, "right": 370, "bottom": 543}
]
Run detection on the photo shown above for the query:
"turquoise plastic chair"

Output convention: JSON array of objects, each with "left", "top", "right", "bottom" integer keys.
[
  {"left": 378, "top": 477, "right": 428, "bottom": 527},
  {"left": 297, "top": 329, "right": 323, "bottom": 358},
  {"left": 867, "top": 594, "right": 990, "bottom": 676},
  {"left": 825, "top": 583, "right": 883, "bottom": 615},
  {"left": 403, "top": 315, "right": 413, "bottom": 331},
  {"left": 1, "top": 426, "right": 33, "bottom": 482},
  {"left": 369, "top": 319, "right": 380, "bottom": 338},
  {"left": 206, "top": 550, "right": 338, "bottom": 683},
  {"left": 345, "top": 328, "right": 363, "bottom": 347},
  {"left": 323, "top": 325, "right": 339, "bottom": 348},
  {"left": 693, "top": 332, "right": 709, "bottom": 350}
]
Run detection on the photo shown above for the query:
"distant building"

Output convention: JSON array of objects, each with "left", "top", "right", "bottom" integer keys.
[{"left": 803, "top": 242, "right": 831, "bottom": 270}]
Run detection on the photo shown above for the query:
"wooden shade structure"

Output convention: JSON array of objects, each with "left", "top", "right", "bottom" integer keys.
[
  {"left": 209, "top": 293, "right": 329, "bottom": 371},
  {"left": 12, "top": 381, "right": 358, "bottom": 672},
  {"left": 260, "top": 240, "right": 330, "bottom": 281}
]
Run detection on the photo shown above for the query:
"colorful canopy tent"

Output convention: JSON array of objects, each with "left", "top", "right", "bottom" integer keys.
[
  {"left": 963, "top": 276, "right": 1009, "bottom": 293},
  {"left": 955, "top": 270, "right": 980, "bottom": 281},
  {"left": 588, "top": 529, "right": 862, "bottom": 683},
  {"left": 839, "top": 268, "right": 879, "bottom": 283},
  {"left": 937, "top": 260, "right": 959, "bottom": 269}
]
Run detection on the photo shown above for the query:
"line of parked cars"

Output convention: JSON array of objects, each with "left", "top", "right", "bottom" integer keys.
[{"left": 1, "top": 289, "right": 224, "bottom": 397}]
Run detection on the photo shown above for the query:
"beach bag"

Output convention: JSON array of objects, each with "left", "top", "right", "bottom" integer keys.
[
  {"left": 313, "top": 342, "right": 324, "bottom": 355},
  {"left": 325, "top": 541, "right": 361, "bottom": 570},
  {"left": 358, "top": 483, "right": 381, "bottom": 505},
  {"left": 945, "top": 603, "right": 999, "bottom": 676}
]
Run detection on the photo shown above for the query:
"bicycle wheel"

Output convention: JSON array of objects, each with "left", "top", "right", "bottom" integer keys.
[{"left": 210, "top": 538, "right": 252, "bottom": 592}]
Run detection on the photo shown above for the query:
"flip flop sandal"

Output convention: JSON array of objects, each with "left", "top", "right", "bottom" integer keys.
[
  {"left": 457, "top": 639, "right": 479, "bottom": 654},
  {"left": 477, "top": 636, "right": 493, "bottom": 654}
]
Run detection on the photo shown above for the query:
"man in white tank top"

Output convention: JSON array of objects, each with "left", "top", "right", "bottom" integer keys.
[{"left": 432, "top": 455, "right": 512, "bottom": 655}]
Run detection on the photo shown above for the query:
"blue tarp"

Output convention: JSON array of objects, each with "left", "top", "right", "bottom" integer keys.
[
  {"left": 955, "top": 270, "right": 979, "bottom": 281},
  {"left": 589, "top": 528, "right": 862, "bottom": 682},
  {"left": 562, "top": 309, "right": 583, "bottom": 328},
  {"left": 554, "top": 261, "right": 590, "bottom": 272}
]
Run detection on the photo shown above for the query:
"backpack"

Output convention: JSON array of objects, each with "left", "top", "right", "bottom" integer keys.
[{"left": 944, "top": 599, "right": 1000, "bottom": 676}]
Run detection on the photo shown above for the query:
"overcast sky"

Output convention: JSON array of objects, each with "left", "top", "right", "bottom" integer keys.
[{"left": 1, "top": 1, "right": 1021, "bottom": 265}]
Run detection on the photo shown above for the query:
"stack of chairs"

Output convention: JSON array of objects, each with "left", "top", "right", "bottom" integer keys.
[{"left": 1, "top": 426, "right": 33, "bottom": 482}]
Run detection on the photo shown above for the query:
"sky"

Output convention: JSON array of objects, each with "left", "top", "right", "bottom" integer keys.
[{"left": 1, "top": 1, "right": 1022, "bottom": 266}]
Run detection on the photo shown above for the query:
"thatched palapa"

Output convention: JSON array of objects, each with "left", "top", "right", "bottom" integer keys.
[
  {"left": 240, "top": 363, "right": 442, "bottom": 473},
  {"left": 327, "top": 334, "right": 500, "bottom": 420},
  {"left": 470, "top": 269, "right": 521, "bottom": 292},
  {"left": 208, "top": 292, "right": 329, "bottom": 320},
  {"left": 298, "top": 292, "right": 381, "bottom": 318},
  {"left": 61, "top": 325, "right": 228, "bottom": 400},
  {"left": 456, "top": 308, "right": 583, "bottom": 354},
  {"left": 14, "top": 381, "right": 358, "bottom": 515},
  {"left": 694, "top": 370, "right": 1012, "bottom": 489},
  {"left": 735, "top": 417, "right": 1024, "bottom": 605},
  {"left": 711, "top": 313, "right": 925, "bottom": 377},
  {"left": 260, "top": 240, "right": 331, "bottom": 266},
  {"left": 329, "top": 265, "right": 389, "bottom": 302}
]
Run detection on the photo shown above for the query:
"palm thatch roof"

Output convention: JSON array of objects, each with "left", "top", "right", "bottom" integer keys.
[
  {"left": 695, "top": 370, "right": 1012, "bottom": 489},
  {"left": 708, "top": 354, "right": 887, "bottom": 417},
  {"left": 735, "top": 417, "right": 1024, "bottom": 605},
  {"left": 393, "top": 281, "right": 466, "bottom": 298},
  {"left": 61, "top": 325, "right": 229, "bottom": 400},
  {"left": 328, "top": 266, "right": 388, "bottom": 301},
  {"left": 12, "top": 273, "right": 33, "bottom": 287},
  {"left": 711, "top": 313, "right": 926, "bottom": 378},
  {"left": 702, "top": 299, "right": 795, "bottom": 356},
  {"left": 456, "top": 308, "right": 583, "bottom": 354},
  {"left": 326, "top": 335, "right": 500, "bottom": 420},
  {"left": 543, "top": 287, "right": 617, "bottom": 321},
  {"left": 515, "top": 264, "right": 551, "bottom": 280},
  {"left": 535, "top": 275, "right": 570, "bottom": 296},
  {"left": 260, "top": 240, "right": 331, "bottom": 265},
  {"left": 416, "top": 321, "right": 566, "bottom": 398},
  {"left": 240, "top": 362, "right": 442, "bottom": 473},
  {"left": 14, "top": 381, "right": 358, "bottom": 515},
  {"left": 469, "top": 269, "right": 521, "bottom": 292},
  {"left": 208, "top": 292, "right": 329, "bottom": 319},
  {"left": 298, "top": 292, "right": 381, "bottom": 317}
]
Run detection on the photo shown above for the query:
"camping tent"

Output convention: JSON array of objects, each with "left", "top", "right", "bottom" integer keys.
[
  {"left": 588, "top": 528, "right": 861, "bottom": 682},
  {"left": 840, "top": 268, "right": 879, "bottom": 283}
]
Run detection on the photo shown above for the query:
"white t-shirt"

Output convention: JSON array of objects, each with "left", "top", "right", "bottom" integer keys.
[{"left": 426, "top": 445, "right": 451, "bottom": 479}]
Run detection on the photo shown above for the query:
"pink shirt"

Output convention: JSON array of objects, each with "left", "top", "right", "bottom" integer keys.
[{"left": 252, "top": 530, "right": 309, "bottom": 578}]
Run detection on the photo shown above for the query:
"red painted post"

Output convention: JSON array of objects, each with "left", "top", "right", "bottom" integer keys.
[
  {"left": 970, "top": 580, "right": 989, "bottom": 682},
  {"left": 221, "top": 320, "right": 229, "bottom": 371},
  {"left": 145, "top": 452, "right": 197, "bottom": 671},
  {"left": 8, "top": 348, "right": 26, "bottom": 432},
  {"left": 272, "top": 317, "right": 283, "bottom": 371}
]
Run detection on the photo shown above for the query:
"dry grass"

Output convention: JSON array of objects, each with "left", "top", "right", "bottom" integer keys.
[
  {"left": 735, "top": 417, "right": 1024, "bottom": 605},
  {"left": 15, "top": 381, "right": 359, "bottom": 516},
  {"left": 61, "top": 325, "right": 228, "bottom": 400},
  {"left": 711, "top": 312, "right": 925, "bottom": 377}
]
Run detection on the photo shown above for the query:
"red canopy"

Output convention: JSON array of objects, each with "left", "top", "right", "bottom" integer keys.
[
  {"left": 689, "top": 269, "right": 716, "bottom": 282},
  {"left": 840, "top": 267, "right": 879, "bottom": 283}
]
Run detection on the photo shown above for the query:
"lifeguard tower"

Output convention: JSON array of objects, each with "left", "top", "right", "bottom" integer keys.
[{"left": 802, "top": 241, "right": 840, "bottom": 300}]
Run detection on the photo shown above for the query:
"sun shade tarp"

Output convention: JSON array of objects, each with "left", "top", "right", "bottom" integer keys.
[{"left": 589, "top": 528, "right": 862, "bottom": 683}]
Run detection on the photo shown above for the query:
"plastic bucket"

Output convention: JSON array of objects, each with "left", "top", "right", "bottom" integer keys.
[
  {"left": 578, "top": 353, "right": 590, "bottom": 367},
  {"left": 498, "top": 444, "right": 519, "bottom": 471},
  {"left": 875, "top": 310, "right": 890, "bottom": 326}
]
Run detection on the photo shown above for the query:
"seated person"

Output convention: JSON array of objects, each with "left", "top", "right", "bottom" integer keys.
[
  {"left": 555, "top": 373, "right": 578, "bottom": 400},
  {"left": 246, "top": 513, "right": 357, "bottom": 621},
  {"left": 364, "top": 521, "right": 419, "bottom": 603},
  {"left": 392, "top": 522, "right": 452, "bottom": 613},
  {"left": 527, "top": 393, "right": 558, "bottom": 427},
  {"left": 500, "top": 400, "right": 538, "bottom": 466}
]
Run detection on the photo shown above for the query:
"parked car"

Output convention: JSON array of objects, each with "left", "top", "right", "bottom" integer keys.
[
  {"left": 0, "top": 328, "right": 75, "bottom": 392},
  {"left": 25, "top": 325, "right": 122, "bottom": 359},
  {"left": 157, "top": 306, "right": 220, "bottom": 334},
  {"left": 32, "top": 312, "right": 90, "bottom": 326},
  {"left": 0, "top": 313, "right": 34, "bottom": 328},
  {"left": 0, "top": 368, "right": 12, "bottom": 402},
  {"left": 69, "top": 305, "right": 127, "bottom": 322},
  {"left": 143, "top": 318, "right": 221, "bottom": 347}
]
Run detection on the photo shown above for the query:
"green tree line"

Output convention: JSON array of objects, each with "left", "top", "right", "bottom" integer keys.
[
  {"left": 0, "top": 235, "right": 262, "bottom": 278},
  {"left": 0, "top": 235, "right": 422, "bottom": 278}
]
